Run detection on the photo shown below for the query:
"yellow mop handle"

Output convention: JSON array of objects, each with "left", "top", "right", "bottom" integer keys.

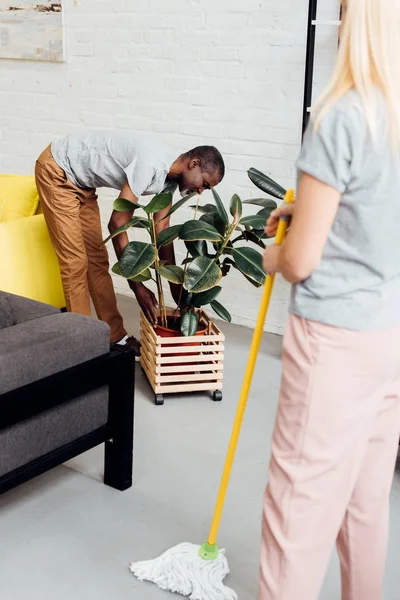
[{"left": 207, "top": 188, "right": 295, "bottom": 548}]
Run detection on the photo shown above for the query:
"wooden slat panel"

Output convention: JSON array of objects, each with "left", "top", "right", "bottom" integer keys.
[
  {"left": 155, "top": 344, "right": 224, "bottom": 355},
  {"left": 141, "top": 324, "right": 224, "bottom": 346},
  {"left": 155, "top": 333, "right": 224, "bottom": 345},
  {"left": 140, "top": 328, "right": 224, "bottom": 348},
  {"left": 141, "top": 343, "right": 156, "bottom": 375},
  {"left": 156, "top": 372, "right": 222, "bottom": 384},
  {"left": 140, "top": 316, "right": 157, "bottom": 342},
  {"left": 156, "top": 382, "right": 223, "bottom": 394},
  {"left": 156, "top": 363, "right": 224, "bottom": 373},
  {"left": 157, "top": 353, "right": 224, "bottom": 364},
  {"left": 140, "top": 334, "right": 156, "bottom": 361}
]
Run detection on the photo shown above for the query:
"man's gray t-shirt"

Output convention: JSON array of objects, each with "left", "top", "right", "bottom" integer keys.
[
  {"left": 51, "top": 130, "right": 177, "bottom": 198},
  {"left": 290, "top": 90, "right": 400, "bottom": 331}
]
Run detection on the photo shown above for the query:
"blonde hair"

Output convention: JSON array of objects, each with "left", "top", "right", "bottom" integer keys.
[{"left": 313, "top": 0, "right": 400, "bottom": 148}]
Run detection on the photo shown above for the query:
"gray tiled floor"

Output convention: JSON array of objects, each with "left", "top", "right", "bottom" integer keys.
[{"left": 1, "top": 295, "right": 399, "bottom": 599}]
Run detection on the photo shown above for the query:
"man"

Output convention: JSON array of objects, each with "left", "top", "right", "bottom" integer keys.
[{"left": 34, "top": 130, "right": 225, "bottom": 354}]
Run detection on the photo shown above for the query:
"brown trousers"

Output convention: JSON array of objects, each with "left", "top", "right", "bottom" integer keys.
[{"left": 35, "top": 145, "right": 126, "bottom": 343}]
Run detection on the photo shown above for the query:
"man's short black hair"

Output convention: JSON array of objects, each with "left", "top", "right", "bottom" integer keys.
[{"left": 186, "top": 146, "right": 225, "bottom": 180}]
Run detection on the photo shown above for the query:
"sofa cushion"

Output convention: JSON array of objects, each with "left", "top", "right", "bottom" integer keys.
[
  {"left": 0, "top": 174, "right": 40, "bottom": 223},
  {"left": 0, "top": 312, "right": 110, "bottom": 395},
  {"left": 0, "top": 296, "right": 12, "bottom": 330},
  {"left": 0, "top": 291, "right": 60, "bottom": 326}
]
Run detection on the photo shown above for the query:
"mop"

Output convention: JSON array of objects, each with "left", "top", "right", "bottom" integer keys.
[{"left": 130, "top": 188, "right": 295, "bottom": 600}]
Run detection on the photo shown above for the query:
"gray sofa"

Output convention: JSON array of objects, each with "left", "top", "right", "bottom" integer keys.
[{"left": 0, "top": 291, "right": 135, "bottom": 495}]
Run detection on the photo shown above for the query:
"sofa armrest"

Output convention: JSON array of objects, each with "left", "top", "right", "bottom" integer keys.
[
  {"left": 0, "top": 291, "right": 60, "bottom": 326},
  {"left": 0, "top": 312, "right": 110, "bottom": 395}
]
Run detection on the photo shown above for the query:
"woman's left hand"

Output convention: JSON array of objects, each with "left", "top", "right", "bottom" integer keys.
[{"left": 262, "top": 245, "right": 281, "bottom": 275}]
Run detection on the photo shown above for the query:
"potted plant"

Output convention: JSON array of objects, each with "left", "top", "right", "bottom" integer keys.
[{"left": 103, "top": 170, "right": 286, "bottom": 404}]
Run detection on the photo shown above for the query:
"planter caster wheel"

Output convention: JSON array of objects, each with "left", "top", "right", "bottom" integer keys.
[
  {"left": 155, "top": 394, "right": 164, "bottom": 406},
  {"left": 213, "top": 390, "right": 223, "bottom": 402}
]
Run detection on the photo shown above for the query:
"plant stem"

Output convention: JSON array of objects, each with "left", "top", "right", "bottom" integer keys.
[
  {"left": 150, "top": 216, "right": 167, "bottom": 328},
  {"left": 174, "top": 195, "right": 201, "bottom": 321},
  {"left": 215, "top": 217, "right": 240, "bottom": 261}
]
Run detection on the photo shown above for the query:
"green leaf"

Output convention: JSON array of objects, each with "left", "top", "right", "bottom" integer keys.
[
  {"left": 144, "top": 192, "right": 173, "bottom": 214},
  {"left": 112, "top": 262, "right": 151, "bottom": 282},
  {"left": 128, "top": 269, "right": 152, "bottom": 282},
  {"left": 232, "top": 246, "right": 266, "bottom": 285},
  {"left": 253, "top": 229, "right": 269, "bottom": 240},
  {"left": 159, "top": 191, "right": 197, "bottom": 221},
  {"left": 156, "top": 224, "right": 182, "bottom": 248},
  {"left": 184, "top": 256, "right": 222, "bottom": 293},
  {"left": 247, "top": 168, "right": 286, "bottom": 200},
  {"left": 157, "top": 264, "right": 184, "bottom": 284},
  {"left": 185, "top": 240, "right": 208, "bottom": 257},
  {"left": 212, "top": 188, "right": 229, "bottom": 225},
  {"left": 243, "top": 198, "right": 278, "bottom": 210},
  {"left": 111, "top": 262, "right": 122, "bottom": 276},
  {"left": 210, "top": 300, "right": 232, "bottom": 323},
  {"left": 240, "top": 215, "right": 268, "bottom": 229},
  {"left": 199, "top": 213, "right": 217, "bottom": 227},
  {"left": 102, "top": 217, "right": 149, "bottom": 246},
  {"left": 179, "top": 220, "right": 223, "bottom": 242},
  {"left": 200, "top": 212, "right": 228, "bottom": 237},
  {"left": 223, "top": 258, "right": 263, "bottom": 288},
  {"left": 190, "top": 203, "right": 217, "bottom": 215},
  {"left": 191, "top": 286, "right": 222, "bottom": 308},
  {"left": 230, "top": 194, "right": 243, "bottom": 219},
  {"left": 180, "top": 310, "right": 199, "bottom": 337},
  {"left": 119, "top": 242, "right": 157, "bottom": 279},
  {"left": 240, "top": 230, "right": 266, "bottom": 249},
  {"left": 113, "top": 197, "right": 141, "bottom": 212},
  {"left": 257, "top": 207, "right": 275, "bottom": 220}
]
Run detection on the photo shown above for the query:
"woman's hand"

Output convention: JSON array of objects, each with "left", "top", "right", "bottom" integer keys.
[
  {"left": 265, "top": 203, "right": 294, "bottom": 238},
  {"left": 262, "top": 245, "right": 282, "bottom": 275}
]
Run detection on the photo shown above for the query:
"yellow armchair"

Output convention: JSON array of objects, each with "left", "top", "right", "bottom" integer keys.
[{"left": 0, "top": 174, "right": 65, "bottom": 308}]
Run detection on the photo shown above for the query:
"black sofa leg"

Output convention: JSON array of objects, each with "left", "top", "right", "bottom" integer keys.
[{"left": 104, "top": 350, "right": 135, "bottom": 491}]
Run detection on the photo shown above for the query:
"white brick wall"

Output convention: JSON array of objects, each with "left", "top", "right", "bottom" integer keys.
[{"left": 0, "top": 0, "right": 340, "bottom": 334}]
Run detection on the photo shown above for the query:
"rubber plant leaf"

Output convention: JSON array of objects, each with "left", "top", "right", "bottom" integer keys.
[
  {"left": 184, "top": 256, "right": 222, "bottom": 293},
  {"left": 156, "top": 224, "right": 182, "bottom": 248},
  {"left": 119, "top": 242, "right": 157, "bottom": 279},
  {"left": 179, "top": 220, "right": 223, "bottom": 242},
  {"left": 180, "top": 310, "right": 199, "bottom": 337},
  {"left": 232, "top": 246, "right": 266, "bottom": 285},
  {"left": 113, "top": 198, "right": 142, "bottom": 212},
  {"left": 247, "top": 168, "right": 286, "bottom": 200}
]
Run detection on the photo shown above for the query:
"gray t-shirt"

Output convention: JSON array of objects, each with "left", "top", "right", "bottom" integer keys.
[
  {"left": 290, "top": 90, "right": 400, "bottom": 331},
  {"left": 51, "top": 130, "right": 177, "bottom": 197}
]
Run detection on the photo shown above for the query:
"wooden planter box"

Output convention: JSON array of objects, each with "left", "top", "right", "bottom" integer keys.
[{"left": 139, "top": 309, "right": 225, "bottom": 405}]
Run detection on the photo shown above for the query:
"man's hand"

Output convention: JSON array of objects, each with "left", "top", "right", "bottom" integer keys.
[
  {"left": 130, "top": 282, "right": 158, "bottom": 325},
  {"left": 265, "top": 203, "right": 294, "bottom": 238}
]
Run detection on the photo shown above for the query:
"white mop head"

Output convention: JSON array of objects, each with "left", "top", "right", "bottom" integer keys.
[{"left": 129, "top": 542, "right": 238, "bottom": 600}]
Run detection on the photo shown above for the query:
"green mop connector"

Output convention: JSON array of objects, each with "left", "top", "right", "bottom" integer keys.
[{"left": 199, "top": 542, "right": 219, "bottom": 561}]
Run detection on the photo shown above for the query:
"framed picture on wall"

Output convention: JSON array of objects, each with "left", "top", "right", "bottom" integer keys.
[{"left": 0, "top": 1, "right": 64, "bottom": 62}]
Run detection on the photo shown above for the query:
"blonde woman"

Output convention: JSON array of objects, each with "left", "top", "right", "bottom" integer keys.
[{"left": 258, "top": 0, "right": 400, "bottom": 598}]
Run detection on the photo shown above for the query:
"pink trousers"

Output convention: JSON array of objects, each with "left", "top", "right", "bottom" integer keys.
[{"left": 259, "top": 315, "right": 400, "bottom": 600}]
